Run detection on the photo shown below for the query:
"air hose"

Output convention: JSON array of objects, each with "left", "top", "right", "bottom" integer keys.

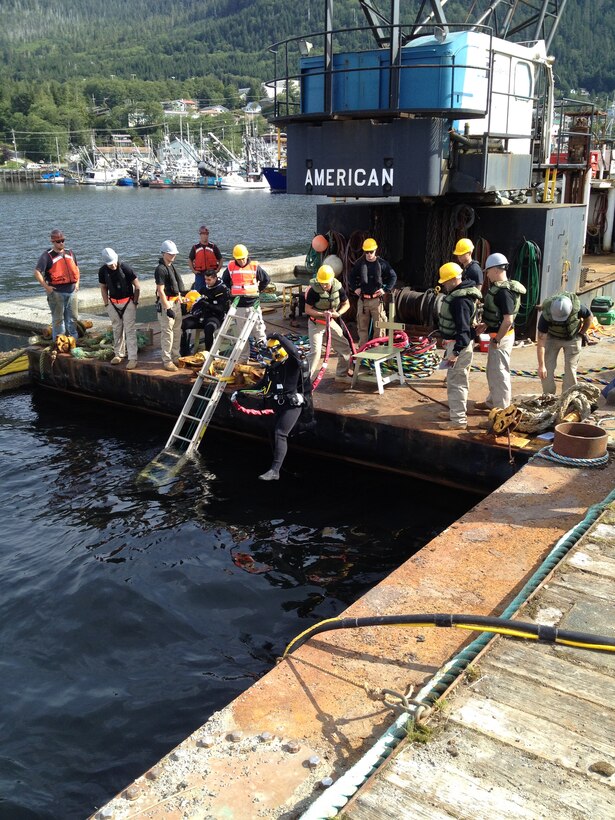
[
  {"left": 311, "top": 314, "right": 332, "bottom": 391},
  {"left": 283, "top": 612, "right": 615, "bottom": 659},
  {"left": 298, "top": 486, "right": 615, "bottom": 820}
]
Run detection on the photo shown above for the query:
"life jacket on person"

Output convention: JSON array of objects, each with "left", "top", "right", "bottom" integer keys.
[
  {"left": 192, "top": 243, "right": 218, "bottom": 272},
  {"left": 482, "top": 279, "right": 526, "bottom": 328},
  {"left": 103, "top": 262, "right": 134, "bottom": 301},
  {"left": 308, "top": 278, "right": 342, "bottom": 313},
  {"left": 542, "top": 292, "right": 582, "bottom": 339},
  {"left": 438, "top": 285, "right": 482, "bottom": 339},
  {"left": 156, "top": 259, "right": 186, "bottom": 302},
  {"left": 228, "top": 259, "right": 259, "bottom": 297},
  {"left": 46, "top": 250, "right": 80, "bottom": 286}
]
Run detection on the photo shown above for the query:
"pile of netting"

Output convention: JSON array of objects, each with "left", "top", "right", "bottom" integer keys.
[
  {"left": 70, "top": 329, "right": 151, "bottom": 360},
  {"left": 512, "top": 383, "right": 602, "bottom": 434}
]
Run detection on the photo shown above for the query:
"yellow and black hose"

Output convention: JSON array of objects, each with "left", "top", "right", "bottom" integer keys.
[{"left": 282, "top": 613, "right": 615, "bottom": 659}]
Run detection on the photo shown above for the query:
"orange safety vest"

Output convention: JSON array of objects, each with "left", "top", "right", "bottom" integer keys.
[
  {"left": 228, "top": 259, "right": 259, "bottom": 297},
  {"left": 47, "top": 250, "right": 80, "bottom": 286},
  {"left": 193, "top": 244, "right": 219, "bottom": 272}
]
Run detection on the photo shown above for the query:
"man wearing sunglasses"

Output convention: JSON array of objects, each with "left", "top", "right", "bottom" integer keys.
[{"left": 34, "top": 228, "right": 80, "bottom": 341}]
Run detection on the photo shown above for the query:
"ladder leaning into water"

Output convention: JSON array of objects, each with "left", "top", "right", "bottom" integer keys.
[{"left": 139, "top": 300, "right": 260, "bottom": 482}]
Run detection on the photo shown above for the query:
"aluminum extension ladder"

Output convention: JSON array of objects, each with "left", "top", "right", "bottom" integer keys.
[{"left": 138, "top": 301, "right": 259, "bottom": 483}]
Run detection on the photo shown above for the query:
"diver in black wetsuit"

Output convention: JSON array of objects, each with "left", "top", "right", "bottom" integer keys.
[
  {"left": 180, "top": 272, "right": 230, "bottom": 354},
  {"left": 235, "top": 332, "right": 312, "bottom": 481}
]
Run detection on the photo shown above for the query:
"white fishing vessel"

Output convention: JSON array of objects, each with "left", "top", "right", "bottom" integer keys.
[
  {"left": 81, "top": 166, "right": 131, "bottom": 185},
  {"left": 217, "top": 171, "right": 270, "bottom": 190}
]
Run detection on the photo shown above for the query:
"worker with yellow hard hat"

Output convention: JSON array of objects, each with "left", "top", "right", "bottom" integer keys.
[
  {"left": 221, "top": 243, "right": 270, "bottom": 349},
  {"left": 453, "top": 237, "right": 483, "bottom": 287},
  {"left": 349, "top": 237, "right": 397, "bottom": 348},
  {"left": 436, "top": 261, "right": 483, "bottom": 431},
  {"left": 304, "top": 264, "right": 352, "bottom": 381}
]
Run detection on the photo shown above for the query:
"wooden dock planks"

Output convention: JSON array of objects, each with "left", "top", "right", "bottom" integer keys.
[{"left": 345, "top": 506, "right": 615, "bottom": 819}]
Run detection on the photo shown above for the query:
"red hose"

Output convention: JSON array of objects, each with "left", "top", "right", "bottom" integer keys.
[
  {"left": 356, "top": 330, "right": 409, "bottom": 353},
  {"left": 311, "top": 314, "right": 332, "bottom": 391},
  {"left": 231, "top": 396, "right": 274, "bottom": 416}
]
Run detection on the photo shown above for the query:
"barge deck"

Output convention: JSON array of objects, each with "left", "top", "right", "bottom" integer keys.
[{"left": 1, "top": 268, "right": 614, "bottom": 818}]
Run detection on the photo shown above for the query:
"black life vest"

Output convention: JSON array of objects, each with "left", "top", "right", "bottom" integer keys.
[{"left": 103, "top": 262, "right": 134, "bottom": 300}]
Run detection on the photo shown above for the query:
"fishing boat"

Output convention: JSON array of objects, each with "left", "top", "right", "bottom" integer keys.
[
  {"left": 218, "top": 171, "right": 270, "bottom": 190},
  {"left": 82, "top": 166, "right": 131, "bottom": 185},
  {"left": 37, "top": 170, "right": 65, "bottom": 184},
  {"left": 261, "top": 165, "right": 287, "bottom": 192}
]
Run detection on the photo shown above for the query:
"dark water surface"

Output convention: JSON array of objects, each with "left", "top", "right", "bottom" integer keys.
[
  {"left": 0, "top": 388, "right": 476, "bottom": 818},
  {"left": 0, "top": 181, "right": 327, "bottom": 300}
]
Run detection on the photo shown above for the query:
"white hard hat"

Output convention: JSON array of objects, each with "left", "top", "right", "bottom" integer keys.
[
  {"left": 550, "top": 296, "right": 573, "bottom": 322},
  {"left": 160, "top": 240, "right": 178, "bottom": 255},
  {"left": 101, "top": 247, "right": 118, "bottom": 266},
  {"left": 484, "top": 252, "right": 509, "bottom": 270}
]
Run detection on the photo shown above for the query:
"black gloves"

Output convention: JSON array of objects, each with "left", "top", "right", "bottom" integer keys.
[{"left": 166, "top": 308, "right": 175, "bottom": 319}]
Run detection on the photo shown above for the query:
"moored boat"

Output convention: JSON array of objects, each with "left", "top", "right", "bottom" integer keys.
[
  {"left": 218, "top": 171, "right": 270, "bottom": 190},
  {"left": 37, "top": 170, "right": 65, "bottom": 184},
  {"left": 261, "top": 165, "right": 287, "bottom": 192},
  {"left": 81, "top": 166, "right": 131, "bottom": 185}
]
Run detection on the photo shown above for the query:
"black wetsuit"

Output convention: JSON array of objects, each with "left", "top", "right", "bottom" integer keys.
[
  {"left": 181, "top": 279, "right": 230, "bottom": 353},
  {"left": 253, "top": 333, "right": 307, "bottom": 474}
]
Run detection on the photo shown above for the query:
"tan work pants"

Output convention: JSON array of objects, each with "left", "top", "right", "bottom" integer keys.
[
  {"left": 485, "top": 330, "right": 514, "bottom": 409},
  {"left": 542, "top": 335, "right": 582, "bottom": 394},
  {"left": 445, "top": 340, "right": 473, "bottom": 425},
  {"left": 356, "top": 297, "right": 386, "bottom": 349},
  {"left": 309, "top": 318, "right": 351, "bottom": 379}
]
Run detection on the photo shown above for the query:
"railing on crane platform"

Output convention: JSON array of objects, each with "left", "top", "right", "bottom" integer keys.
[{"left": 267, "top": 22, "right": 554, "bottom": 192}]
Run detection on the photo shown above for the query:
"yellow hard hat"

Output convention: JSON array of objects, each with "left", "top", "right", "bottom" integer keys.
[
  {"left": 317, "top": 264, "right": 335, "bottom": 283},
  {"left": 438, "top": 262, "right": 463, "bottom": 284},
  {"left": 453, "top": 238, "right": 474, "bottom": 256},
  {"left": 233, "top": 243, "right": 249, "bottom": 260},
  {"left": 362, "top": 238, "right": 378, "bottom": 252},
  {"left": 184, "top": 290, "right": 201, "bottom": 311}
]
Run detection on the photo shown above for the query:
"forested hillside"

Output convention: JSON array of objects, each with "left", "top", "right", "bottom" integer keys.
[
  {"left": 2, "top": 0, "right": 612, "bottom": 91},
  {"left": 1, "top": 0, "right": 613, "bottom": 161}
]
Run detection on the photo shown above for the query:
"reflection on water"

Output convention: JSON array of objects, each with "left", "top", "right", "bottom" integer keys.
[{"left": 0, "top": 389, "right": 475, "bottom": 818}]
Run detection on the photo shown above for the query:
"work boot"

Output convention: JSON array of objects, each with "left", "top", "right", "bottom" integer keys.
[
  {"left": 126, "top": 360, "right": 137, "bottom": 370},
  {"left": 110, "top": 356, "right": 122, "bottom": 365},
  {"left": 437, "top": 421, "right": 467, "bottom": 431},
  {"left": 164, "top": 362, "right": 179, "bottom": 372},
  {"left": 258, "top": 469, "right": 280, "bottom": 481},
  {"left": 473, "top": 401, "right": 492, "bottom": 411}
]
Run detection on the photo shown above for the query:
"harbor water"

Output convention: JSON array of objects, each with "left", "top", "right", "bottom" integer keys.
[
  {"left": 0, "top": 181, "right": 325, "bottom": 300},
  {"left": 0, "top": 182, "right": 476, "bottom": 818}
]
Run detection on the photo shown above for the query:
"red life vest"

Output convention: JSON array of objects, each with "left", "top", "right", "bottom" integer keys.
[
  {"left": 193, "top": 243, "right": 218, "bottom": 272},
  {"left": 228, "top": 259, "right": 259, "bottom": 297},
  {"left": 47, "top": 250, "right": 80, "bottom": 286}
]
